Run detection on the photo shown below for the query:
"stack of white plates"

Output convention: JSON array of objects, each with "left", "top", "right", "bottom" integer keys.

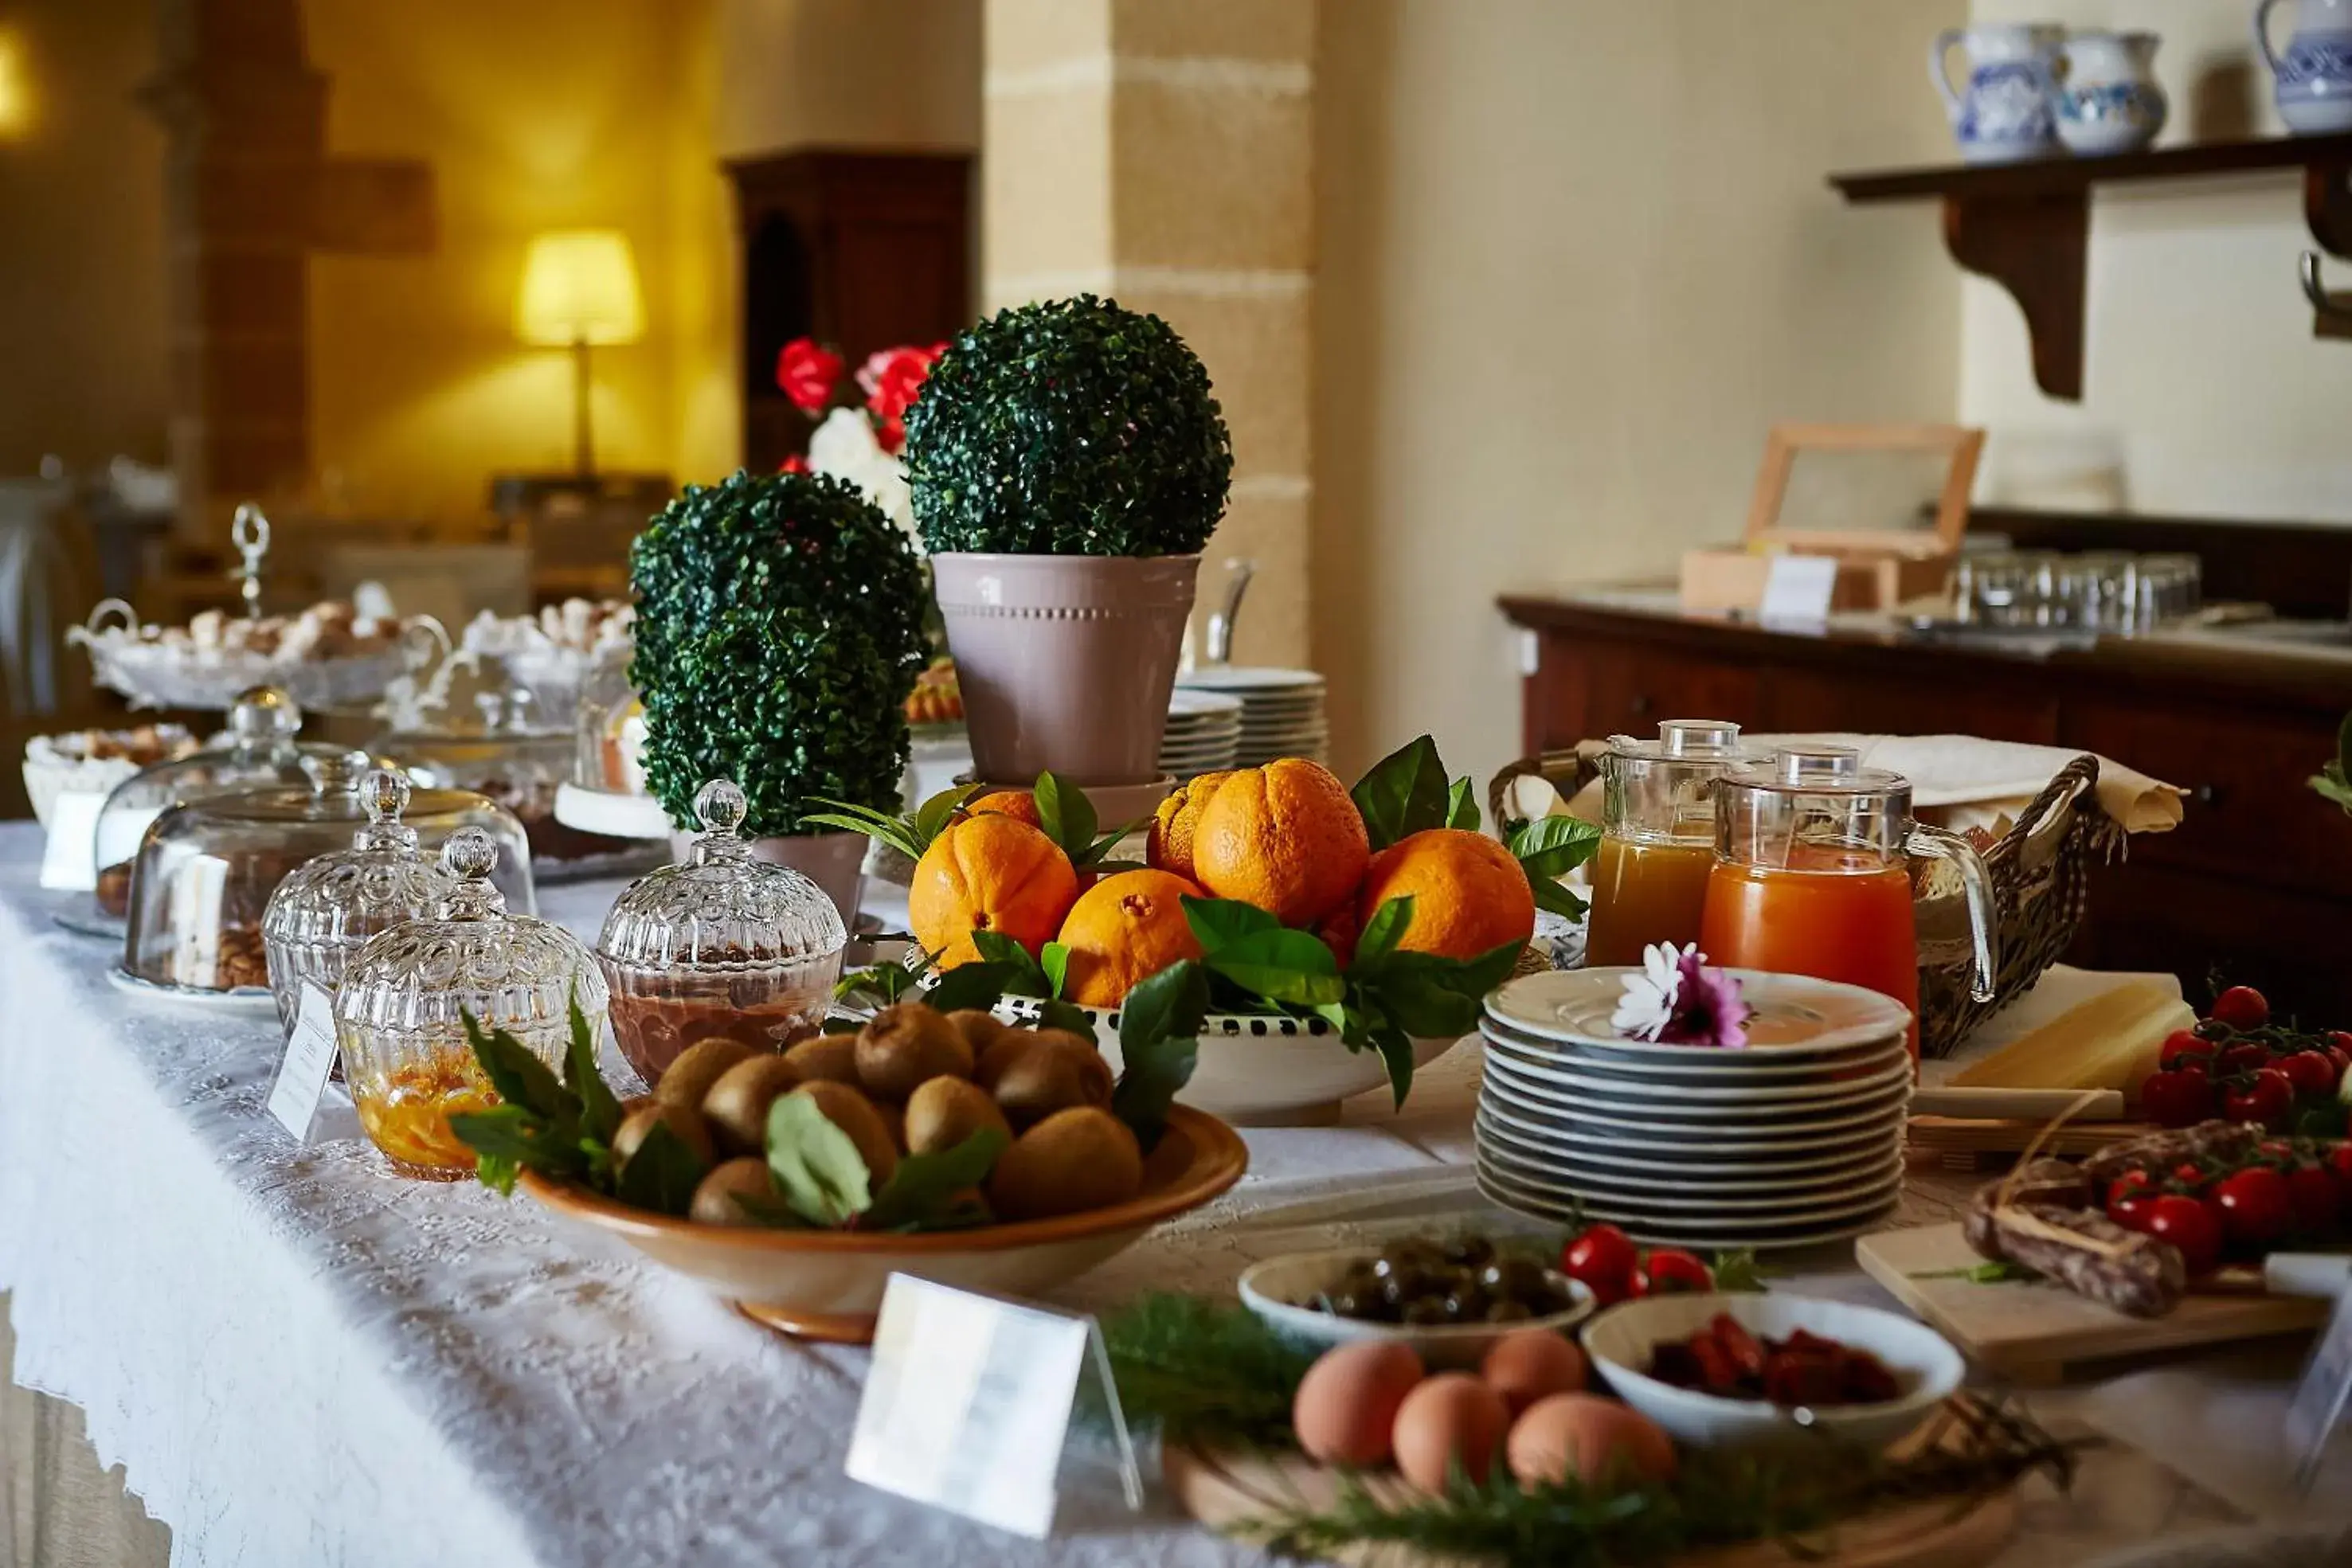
[
  {"left": 1176, "top": 667, "right": 1328, "bottom": 765},
  {"left": 1159, "top": 689, "right": 1243, "bottom": 780},
  {"left": 1474, "top": 968, "right": 1912, "bottom": 1251}
]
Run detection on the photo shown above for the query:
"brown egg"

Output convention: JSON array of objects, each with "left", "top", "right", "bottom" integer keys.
[
  {"left": 1391, "top": 1373, "right": 1511, "bottom": 1492},
  {"left": 1480, "top": 1329, "right": 1587, "bottom": 1417},
  {"left": 1291, "top": 1341, "right": 1426, "bottom": 1468},
  {"left": 1505, "top": 1394, "right": 1677, "bottom": 1491}
]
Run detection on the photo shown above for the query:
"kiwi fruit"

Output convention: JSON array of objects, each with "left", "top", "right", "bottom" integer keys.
[
  {"left": 791, "top": 1080, "right": 899, "bottom": 1185},
  {"left": 699, "top": 1055, "right": 803, "bottom": 1156},
  {"left": 991, "top": 1030, "right": 1113, "bottom": 1125},
  {"left": 782, "top": 1031, "right": 861, "bottom": 1086},
  {"left": 987, "top": 1107, "right": 1143, "bottom": 1221},
  {"left": 945, "top": 1007, "right": 1007, "bottom": 1058},
  {"left": 654, "top": 1038, "right": 757, "bottom": 1113},
  {"left": 855, "top": 1003, "right": 974, "bottom": 1099},
  {"left": 876, "top": 1098, "right": 908, "bottom": 1154},
  {"left": 904, "top": 1077, "right": 1012, "bottom": 1155},
  {"left": 612, "top": 1102, "right": 718, "bottom": 1170},
  {"left": 973, "top": 1028, "right": 1037, "bottom": 1093},
  {"left": 688, "top": 1157, "right": 778, "bottom": 1226}
]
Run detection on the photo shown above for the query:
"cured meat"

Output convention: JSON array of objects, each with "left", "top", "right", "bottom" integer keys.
[
  {"left": 2081, "top": 1120, "right": 2263, "bottom": 1186},
  {"left": 1964, "top": 1186, "right": 2186, "bottom": 1319}
]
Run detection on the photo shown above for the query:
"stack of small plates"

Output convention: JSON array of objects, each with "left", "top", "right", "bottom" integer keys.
[
  {"left": 1176, "top": 667, "right": 1329, "bottom": 765},
  {"left": 1474, "top": 968, "right": 1912, "bottom": 1251},
  {"left": 1159, "top": 689, "right": 1243, "bottom": 780}
]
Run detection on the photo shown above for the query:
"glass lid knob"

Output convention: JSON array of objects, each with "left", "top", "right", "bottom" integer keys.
[
  {"left": 437, "top": 828, "right": 507, "bottom": 920},
  {"left": 299, "top": 748, "right": 370, "bottom": 796},
  {"left": 228, "top": 684, "right": 303, "bottom": 745},
  {"left": 1659, "top": 719, "right": 1742, "bottom": 757},
  {"left": 1775, "top": 746, "right": 1863, "bottom": 785},
  {"left": 695, "top": 778, "right": 747, "bottom": 835},
  {"left": 362, "top": 768, "right": 410, "bottom": 823}
]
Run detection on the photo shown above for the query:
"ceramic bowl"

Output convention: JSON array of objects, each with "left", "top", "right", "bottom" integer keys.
[
  {"left": 519, "top": 1104, "right": 1247, "bottom": 1343},
  {"left": 1238, "top": 1247, "right": 1596, "bottom": 1369},
  {"left": 1580, "top": 1292, "right": 1964, "bottom": 1452}
]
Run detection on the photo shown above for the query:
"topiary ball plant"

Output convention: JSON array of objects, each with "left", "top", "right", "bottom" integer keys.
[
  {"left": 629, "top": 469, "right": 928, "bottom": 838},
  {"left": 902, "top": 294, "right": 1234, "bottom": 557}
]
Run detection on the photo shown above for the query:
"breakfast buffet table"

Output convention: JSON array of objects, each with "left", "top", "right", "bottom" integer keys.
[{"left": 0, "top": 820, "right": 2336, "bottom": 1568}]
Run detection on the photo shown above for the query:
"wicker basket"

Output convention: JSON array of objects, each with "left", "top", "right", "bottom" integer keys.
[{"left": 1488, "top": 748, "right": 2125, "bottom": 1058}]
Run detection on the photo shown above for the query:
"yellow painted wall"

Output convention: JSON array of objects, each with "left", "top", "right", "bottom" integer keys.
[
  {"left": 716, "top": 0, "right": 981, "bottom": 157},
  {"left": 1312, "top": 0, "right": 1967, "bottom": 788},
  {"left": 1963, "top": 0, "right": 2352, "bottom": 521}
]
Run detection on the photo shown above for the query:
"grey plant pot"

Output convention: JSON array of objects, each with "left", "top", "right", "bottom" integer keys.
[{"left": 929, "top": 551, "right": 1199, "bottom": 787}]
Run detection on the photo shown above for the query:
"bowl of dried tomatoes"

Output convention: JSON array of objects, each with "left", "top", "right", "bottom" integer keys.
[{"left": 1580, "top": 1292, "right": 1963, "bottom": 1451}]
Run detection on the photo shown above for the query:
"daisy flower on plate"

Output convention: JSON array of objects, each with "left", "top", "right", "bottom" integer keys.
[{"left": 1611, "top": 943, "right": 1751, "bottom": 1049}]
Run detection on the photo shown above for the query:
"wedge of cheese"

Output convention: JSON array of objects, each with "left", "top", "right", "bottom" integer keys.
[{"left": 1947, "top": 973, "right": 2194, "bottom": 1105}]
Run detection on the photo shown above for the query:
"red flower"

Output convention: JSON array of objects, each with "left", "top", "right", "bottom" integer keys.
[
  {"left": 779, "top": 453, "right": 810, "bottom": 474},
  {"left": 776, "top": 338, "right": 844, "bottom": 415},
  {"left": 858, "top": 343, "right": 944, "bottom": 425},
  {"left": 874, "top": 416, "right": 906, "bottom": 456}
]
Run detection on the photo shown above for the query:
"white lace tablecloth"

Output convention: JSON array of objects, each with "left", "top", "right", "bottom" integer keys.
[{"left": 0, "top": 825, "right": 2302, "bottom": 1566}]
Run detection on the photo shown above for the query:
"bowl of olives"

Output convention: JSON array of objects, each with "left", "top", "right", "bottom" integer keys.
[{"left": 1238, "top": 1236, "right": 1595, "bottom": 1368}]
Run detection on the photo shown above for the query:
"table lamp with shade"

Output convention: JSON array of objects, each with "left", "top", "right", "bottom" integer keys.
[{"left": 515, "top": 229, "right": 644, "bottom": 478}]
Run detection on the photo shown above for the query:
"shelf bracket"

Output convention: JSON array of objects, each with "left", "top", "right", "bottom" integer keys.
[{"left": 1941, "top": 191, "right": 2088, "bottom": 401}]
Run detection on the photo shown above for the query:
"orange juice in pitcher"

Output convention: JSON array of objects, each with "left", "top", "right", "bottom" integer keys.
[{"left": 1585, "top": 721, "right": 1755, "bottom": 968}]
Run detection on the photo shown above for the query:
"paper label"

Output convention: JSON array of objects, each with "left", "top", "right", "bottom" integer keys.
[
  {"left": 166, "top": 856, "right": 227, "bottom": 987},
  {"left": 2287, "top": 1284, "right": 2352, "bottom": 1491},
  {"left": 1758, "top": 553, "right": 1840, "bottom": 627},
  {"left": 266, "top": 982, "right": 342, "bottom": 1144},
  {"left": 846, "top": 1274, "right": 1140, "bottom": 1538},
  {"left": 37, "top": 791, "right": 108, "bottom": 891}
]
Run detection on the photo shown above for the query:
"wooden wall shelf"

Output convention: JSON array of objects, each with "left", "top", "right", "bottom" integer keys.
[{"left": 1830, "top": 134, "right": 2352, "bottom": 400}]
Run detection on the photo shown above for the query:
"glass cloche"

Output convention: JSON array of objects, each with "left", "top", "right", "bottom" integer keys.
[
  {"left": 120, "top": 753, "right": 531, "bottom": 997},
  {"left": 88, "top": 685, "right": 337, "bottom": 921},
  {"left": 335, "top": 829, "right": 606, "bottom": 1180},
  {"left": 380, "top": 688, "right": 640, "bottom": 867},
  {"left": 260, "top": 769, "right": 455, "bottom": 1039},
  {"left": 595, "top": 779, "right": 848, "bottom": 1085}
]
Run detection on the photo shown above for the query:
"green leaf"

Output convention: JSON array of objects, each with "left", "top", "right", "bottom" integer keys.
[
  {"left": 1078, "top": 819, "right": 1152, "bottom": 871},
  {"left": 1114, "top": 960, "right": 1208, "bottom": 1152},
  {"left": 926, "top": 962, "right": 1012, "bottom": 1015},
  {"left": 1710, "top": 1250, "right": 1767, "bottom": 1292},
  {"left": 563, "top": 991, "right": 622, "bottom": 1144},
  {"left": 836, "top": 960, "right": 925, "bottom": 1005},
  {"left": 1508, "top": 813, "right": 1603, "bottom": 879},
  {"left": 474, "top": 1152, "right": 521, "bottom": 1195},
  {"left": 729, "top": 1187, "right": 814, "bottom": 1228},
  {"left": 970, "top": 930, "right": 1054, "bottom": 996},
  {"left": 449, "top": 1105, "right": 593, "bottom": 1192},
  {"left": 913, "top": 782, "right": 986, "bottom": 847},
  {"left": 1531, "top": 879, "right": 1591, "bottom": 921},
  {"left": 1040, "top": 941, "right": 1071, "bottom": 999},
  {"left": 1365, "top": 1018, "right": 1418, "bottom": 1109},
  {"left": 1034, "top": 771, "right": 1099, "bottom": 862},
  {"left": 614, "top": 1120, "right": 710, "bottom": 1216},
  {"left": 1204, "top": 929, "right": 1347, "bottom": 1007},
  {"left": 1181, "top": 895, "right": 1282, "bottom": 953},
  {"left": 866, "top": 1128, "right": 1011, "bottom": 1230},
  {"left": 461, "top": 1010, "right": 576, "bottom": 1124},
  {"left": 1351, "top": 735, "right": 1454, "bottom": 851},
  {"left": 1352, "top": 896, "right": 1415, "bottom": 971},
  {"left": 1446, "top": 777, "right": 1481, "bottom": 831},
  {"left": 1037, "top": 999, "right": 1095, "bottom": 1035},
  {"left": 1364, "top": 967, "right": 1482, "bottom": 1041},
  {"left": 765, "top": 1093, "right": 875, "bottom": 1226},
  {"left": 800, "top": 805, "right": 925, "bottom": 864}
]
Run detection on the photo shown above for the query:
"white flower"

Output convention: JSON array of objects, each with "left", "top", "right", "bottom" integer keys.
[
  {"left": 807, "top": 407, "right": 918, "bottom": 550},
  {"left": 1610, "top": 942, "right": 1693, "bottom": 1042}
]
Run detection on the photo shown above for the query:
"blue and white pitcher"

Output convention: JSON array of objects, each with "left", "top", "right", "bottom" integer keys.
[
  {"left": 2057, "top": 31, "right": 2168, "bottom": 155},
  {"left": 1931, "top": 22, "right": 2064, "bottom": 163},
  {"left": 2256, "top": 0, "right": 2352, "bottom": 135}
]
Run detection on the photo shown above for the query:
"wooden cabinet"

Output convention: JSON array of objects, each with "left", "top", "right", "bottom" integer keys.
[{"left": 1501, "top": 594, "right": 2352, "bottom": 1019}]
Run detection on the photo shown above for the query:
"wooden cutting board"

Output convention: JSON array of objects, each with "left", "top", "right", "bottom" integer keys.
[
  {"left": 1856, "top": 1222, "right": 2330, "bottom": 1382},
  {"left": 1907, "top": 1116, "right": 2155, "bottom": 1171},
  {"left": 1165, "top": 1435, "right": 2017, "bottom": 1568}
]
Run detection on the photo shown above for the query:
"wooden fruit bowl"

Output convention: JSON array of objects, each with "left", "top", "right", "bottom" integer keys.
[{"left": 519, "top": 1105, "right": 1248, "bottom": 1343}]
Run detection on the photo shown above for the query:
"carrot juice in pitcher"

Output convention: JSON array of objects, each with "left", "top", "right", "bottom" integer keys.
[
  {"left": 1700, "top": 749, "right": 1996, "bottom": 1061},
  {"left": 1584, "top": 721, "right": 1755, "bottom": 968}
]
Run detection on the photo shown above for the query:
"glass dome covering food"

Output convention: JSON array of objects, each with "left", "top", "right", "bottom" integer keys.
[
  {"left": 595, "top": 778, "right": 848, "bottom": 1085},
  {"left": 335, "top": 829, "right": 605, "bottom": 1179},
  {"left": 259, "top": 768, "right": 456, "bottom": 1038},
  {"left": 380, "top": 686, "right": 636, "bottom": 866},
  {"left": 120, "top": 752, "right": 531, "bottom": 998}
]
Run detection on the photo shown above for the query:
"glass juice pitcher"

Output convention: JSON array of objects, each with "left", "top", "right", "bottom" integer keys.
[
  {"left": 1699, "top": 747, "right": 1997, "bottom": 1058},
  {"left": 1586, "top": 720, "right": 1754, "bottom": 968}
]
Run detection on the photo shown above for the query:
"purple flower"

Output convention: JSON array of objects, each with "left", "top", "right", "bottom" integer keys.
[{"left": 1613, "top": 943, "right": 1751, "bottom": 1048}]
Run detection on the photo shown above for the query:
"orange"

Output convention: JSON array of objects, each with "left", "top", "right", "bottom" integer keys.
[
  {"left": 1192, "top": 759, "right": 1370, "bottom": 927},
  {"left": 968, "top": 788, "right": 1041, "bottom": 828},
  {"left": 1146, "top": 770, "right": 1231, "bottom": 882},
  {"left": 1356, "top": 827, "right": 1536, "bottom": 960},
  {"left": 1055, "top": 869, "right": 1206, "bottom": 1007},
  {"left": 909, "top": 814, "right": 1080, "bottom": 968}
]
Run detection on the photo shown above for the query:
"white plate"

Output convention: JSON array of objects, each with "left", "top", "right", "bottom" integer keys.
[
  {"left": 1476, "top": 1161, "right": 1905, "bottom": 1237},
  {"left": 1478, "top": 1182, "right": 1903, "bottom": 1252},
  {"left": 1474, "top": 1140, "right": 1906, "bottom": 1213},
  {"left": 1481, "top": 1044, "right": 1914, "bottom": 1110},
  {"left": 1473, "top": 1096, "right": 1906, "bottom": 1160},
  {"left": 1469, "top": 1124, "right": 1909, "bottom": 1180},
  {"left": 1477, "top": 1076, "right": 1912, "bottom": 1141},
  {"left": 53, "top": 905, "right": 127, "bottom": 942},
  {"left": 1478, "top": 1030, "right": 1905, "bottom": 1089},
  {"left": 1178, "top": 667, "right": 1325, "bottom": 693},
  {"left": 1472, "top": 1140, "right": 1908, "bottom": 1197},
  {"left": 107, "top": 966, "right": 280, "bottom": 1018},
  {"left": 1487, "top": 968, "right": 1912, "bottom": 1058},
  {"left": 1167, "top": 688, "right": 1246, "bottom": 718}
]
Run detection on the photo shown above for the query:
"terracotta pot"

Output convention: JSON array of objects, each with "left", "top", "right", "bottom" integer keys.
[
  {"left": 668, "top": 826, "right": 867, "bottom": 928},
  {"left": 929, "top": 552, "right": 1199, "bottom": 788}
]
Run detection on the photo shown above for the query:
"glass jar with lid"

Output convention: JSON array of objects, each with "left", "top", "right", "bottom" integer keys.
[
  {"left": 335, "top": 829, "right": 606, "bottom": 1179},
  {"left": 260, "top": 768, "right": 455, "bottom": 1038},
  {"left": 1585, "top": 719, "right": 1759, "bottom": 968},
  {"left": 595, "top": 778, "right": 848, "bottom": 1086},
  {"left": 121, "top": 752, "right": 531, "bottom": 998},
  {"left": 381, "top": 686, "right": 641, "bottom": 869}
]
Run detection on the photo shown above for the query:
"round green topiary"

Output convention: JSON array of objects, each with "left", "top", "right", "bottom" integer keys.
[
  {"left": 629, "top": 469, "right": 928, "bottom": 838},
  {"left": 902, "top": 294, "right": 1234, "bottom": 557}
]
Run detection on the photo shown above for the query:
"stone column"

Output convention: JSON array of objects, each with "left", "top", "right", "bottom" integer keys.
[{"left": 983, "top": 0, "right": 1314, "bottom": 668}]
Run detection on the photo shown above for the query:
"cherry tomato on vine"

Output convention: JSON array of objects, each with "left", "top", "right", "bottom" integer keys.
[
  {"left": 2214, "top": 1167, "right": 2293, "bottom": 1249},
  {"left": 2225, "top": 1068, "right": 2295, "bottom": 1132},
  {"left": 2158, "top": 1030, "right": 2211, "bottom": 1071},
  {"left": 2145, "top": 1194, "right": 2224, "bottom": 1274},
  {"left": 2217, "top": 1042, "right": 2272, "bottom": 1078},
  {"left": 2286, "top": 1167, "right": 2341, "bottom": 1235},
  {"left": 2330, "top": 1142, "right": 2352, "bottom": 1187},
  {"left": 1633, "top": 1248, "right": 1712, "bottom": 1296},
  {"left": 2275, "top": 1051, "right": 2337, "bottom": 1098},
  {"left": 2109, "top": 1193, "right": 2158, "bottom": 1233},
  {"left": 2172, "top": 1162, "right": 2209, "bottom": 1187},
  {"left": 1562, "top": 1224, "right": 1639, "bottom": 1303},
  {"left": 2210, "top": 986, "right": 2272, "bottom": 1033},
  {"left": 2107, "top": 1170, "right": 2154, "bottom": 1206},
  {"left": 2139, "top": 1067, "right": 2214, "bottom": 1129}
]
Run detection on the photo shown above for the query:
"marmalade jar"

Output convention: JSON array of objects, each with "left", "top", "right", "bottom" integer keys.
[
  {"left": 335, "top": 829, "right": 605, "bottom": 1179},
  {"left": 1585, "top": 720, "right": 1756, "bottom": 968},
  {"left": 595, "top": 778, "right": 848, "bottom": 1086},
  {"left": 1699, "top": 747, "right": 1997, "bottom": 1059}
]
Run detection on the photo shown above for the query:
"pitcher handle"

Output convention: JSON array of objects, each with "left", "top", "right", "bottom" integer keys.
[
  {"left": 1907, "top": 823, "right": 1999, "bottom": 1003},
  {"left": 2254, "top": 0, "right": 2286, "bottom": 73},
  {"left": 1929, "top": 29, "right": 1967, "bottom": 119}
]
